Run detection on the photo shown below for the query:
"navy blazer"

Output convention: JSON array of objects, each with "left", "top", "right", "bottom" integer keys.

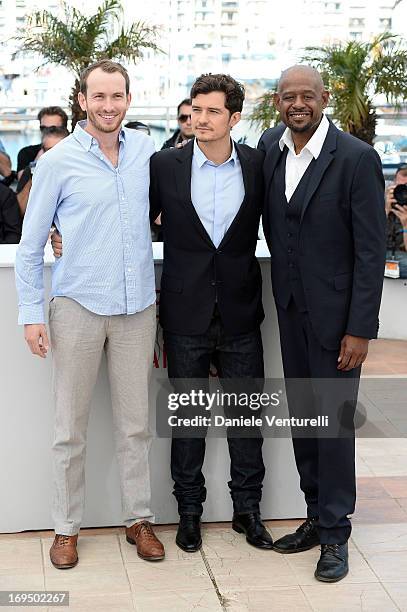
[
  {"left": 149, "top": 139, "right": 265, "bottom": 335},
  {"left": 259, "top": 120, "right": 386, "bottom": 350}
]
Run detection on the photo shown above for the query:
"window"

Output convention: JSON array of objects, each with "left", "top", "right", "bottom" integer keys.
[
  {"left": 349, "top": 18, "right": 365, "bottom": 27},
  {"left": 379, "top": 17, "right": 392, "bottom": 29},
  {"left": 349, "top": 31, "right": 362, "bottom": 41}
]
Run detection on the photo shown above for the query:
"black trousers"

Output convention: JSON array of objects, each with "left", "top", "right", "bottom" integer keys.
[
  {"left": 164, "top": 309, "right": 265, "bottom": 516},
  {"left": 276, "top": 299, "right": 360, "bottom": 544}
]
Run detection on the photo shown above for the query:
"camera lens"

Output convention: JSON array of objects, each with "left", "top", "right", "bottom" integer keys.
[{"left": 393, "top": 184, "right": 407, "bottom": 206}]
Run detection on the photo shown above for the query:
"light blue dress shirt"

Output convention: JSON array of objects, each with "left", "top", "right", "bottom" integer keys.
[
  {"left": 15, "top": 121, "right": 156, "bottom": 324},
  {"left": 191, "top": 139, "right": 245, "bottom": 247}
]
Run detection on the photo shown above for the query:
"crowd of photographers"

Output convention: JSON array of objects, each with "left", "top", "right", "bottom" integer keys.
[{"left": 1, "top": 102, "right": 406, "bottom": 279}]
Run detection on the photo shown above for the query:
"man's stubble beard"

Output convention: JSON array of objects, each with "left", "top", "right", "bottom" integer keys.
[
  {"left": 287, "top": 115, "right": 322, "bottom": 135},
  {"left": 87, "top": 110, "right": 124, "bottom": 134}
]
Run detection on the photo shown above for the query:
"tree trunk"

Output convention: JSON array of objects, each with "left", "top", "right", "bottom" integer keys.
[
  {"left": 69, "top": 78, "right": 86, "bottom": 131},
  {"left": 349, "top": 107, "right": 377, "bottom": 146}
]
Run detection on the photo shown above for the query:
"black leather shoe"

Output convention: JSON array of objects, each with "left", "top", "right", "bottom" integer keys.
[
  {"left": 315, "top": 543, "right": 349, "bottom": 582},
  {"left": 232, "top": 512, "right": 273, "bottom": 549},
  {"left": 176, "top": 514, "right": 202, "bottom": 552},
  {"left": 273, "top": 518, "right": 319, "bottom": 553}
]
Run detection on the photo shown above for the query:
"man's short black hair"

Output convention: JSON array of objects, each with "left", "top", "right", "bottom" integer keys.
[
  {"left": 177, "top": 98, "right": 192, "bottom": 116},
  {"left": 190, "top": 74, "right": 245, "bottom": 115},
  {"left": 396, "top": 164, "right": 407, "bottom": 178},
  {"left": 37, "top": 106, "right": 68, "bottom": 128},
  {"left": 125, "top": 121, "right": 151, "bottom": 135}
]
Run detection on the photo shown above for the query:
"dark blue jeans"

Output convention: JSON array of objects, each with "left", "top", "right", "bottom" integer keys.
[{"left": 164, "top": 310, "right": 265, "bottom": 516}]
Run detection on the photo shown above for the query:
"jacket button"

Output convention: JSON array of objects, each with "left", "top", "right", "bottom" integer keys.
[
  {"left": 211, "top": 281, "right": 216, "bottom": 286},
  {"left": 287, "top": 232, "right": 292, "bottom": 237},
  {"left": 288, "top": 248, "right": 293, "bottom": 254}
]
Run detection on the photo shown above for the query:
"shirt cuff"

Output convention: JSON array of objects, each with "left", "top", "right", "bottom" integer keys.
[{"left": 18, "top": 304, "right": 46, "bottom": 325}]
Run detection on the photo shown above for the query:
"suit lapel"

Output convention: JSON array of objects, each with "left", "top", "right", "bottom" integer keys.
[
  {"left": 300, "top": 122, "right": 338, "bottom": 223},
  {"left": 174, "top": 140, "right": 214, "bottom": 248},
  {"left": 217, "top": 142, "right": 252, "bottom": 250},
  {"left": 264, "top": 141, "right": 285, "bottom": 201}
]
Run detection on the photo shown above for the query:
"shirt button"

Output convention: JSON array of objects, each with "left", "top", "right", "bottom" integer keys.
[
  {"left": 127, "top": 267, "right": 132, "bottom": 272},
  {"left": 99, "top": 156, "right": 103, "bottom": 160}
]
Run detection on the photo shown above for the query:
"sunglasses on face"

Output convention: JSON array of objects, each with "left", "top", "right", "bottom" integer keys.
[{"left": 178, "top": 114, "right": 191, "bottom": 123}]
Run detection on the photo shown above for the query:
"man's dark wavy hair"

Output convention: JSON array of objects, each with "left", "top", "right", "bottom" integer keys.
[{"left": 190, "top": 74, "right": 245, "bottom": 115}]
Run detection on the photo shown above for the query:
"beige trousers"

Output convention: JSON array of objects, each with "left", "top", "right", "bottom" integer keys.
[{"left": 49, "top": 297, "right": 156, "bottom": 535}]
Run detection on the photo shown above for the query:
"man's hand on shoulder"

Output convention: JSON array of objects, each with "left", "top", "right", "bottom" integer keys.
[
  {"left": 337, "top": 335, "right": 369, "bottom": 371},
  {"left": 51, "top": 229, "right": 63, "bottom": 258},
  {"left": 24, "top": 324, "right": 50, "bottom": 358}
]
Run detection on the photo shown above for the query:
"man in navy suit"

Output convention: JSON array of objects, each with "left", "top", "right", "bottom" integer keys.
[{"left": 259, "top": 65, "right": 386, "bottom": 582}]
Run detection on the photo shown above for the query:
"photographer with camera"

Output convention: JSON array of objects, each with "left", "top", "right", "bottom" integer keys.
[
  {"left": 385, "top": 165, "right": 407, "bottom": 278},
  {"left": 16, "top": 126, "right": 69, "bottom": 218}
]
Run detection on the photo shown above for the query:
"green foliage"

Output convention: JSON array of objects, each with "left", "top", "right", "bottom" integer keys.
[
  {"left": 249, "top": 33, "right": 407, "bottom": 144},
  {"left": 302, "top": 33, "right": 407, "bottom": 143},
  {"left": 249, "top": 91, "right": 280, "bottom": 132},
  {"left": 13, "top": 0, "right": 161, "bottom": 128}
]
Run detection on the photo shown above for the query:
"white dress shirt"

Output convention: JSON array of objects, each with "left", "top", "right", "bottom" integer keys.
[{"left": 279, "top": 114, "right": 329, "bottom": 202}]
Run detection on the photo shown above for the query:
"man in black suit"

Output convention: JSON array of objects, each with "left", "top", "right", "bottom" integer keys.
[
  {"left": 0, "top": 183, "right": 22, "bottom": 244},
  {"left": 150, "top": 74, "right": 273, "bottom": 552},
  {"left": 259, "top": 65, "right": 386, "bottom": 582}
]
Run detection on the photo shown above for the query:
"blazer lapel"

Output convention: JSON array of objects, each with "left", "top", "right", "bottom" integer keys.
[
  {"left": 217, "top": 142, "right": 252, "bottom": 250},
  {"left": 300, "top": 122, "right": 338, "bottom": 223},
  {"left": 264, "top": 141, "right": 285, "bottom": 201},
  {"left": 174, "top": 140, "right": 214, "bottom": 248}
]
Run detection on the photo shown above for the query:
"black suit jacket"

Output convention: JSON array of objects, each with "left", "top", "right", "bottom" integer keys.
[
  {"left": 0, "top": 184, "right": 22, "bottom": 244},
  {"left": 260, "top": 120, "right": 386, "bottom": 350},
  {"left": 149, "top": 139, "right": 265, "bottom": 335}
]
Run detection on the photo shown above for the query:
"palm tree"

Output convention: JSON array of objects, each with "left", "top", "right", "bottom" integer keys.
[
  {"left": 249, "top": 90, "right": 280, "bottom": 133},
  {"left": 302, "top": 33, "right": 407, "bottom": 144},
  {"left": 249, "top": 33, "right": 407, "bottom": 145},
  {"left": 14, "top": 0, "right": 161, "bottom": 129}
]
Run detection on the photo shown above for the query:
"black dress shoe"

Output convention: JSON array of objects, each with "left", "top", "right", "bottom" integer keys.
[
  {"left": 176, "top": 514, "right": 202, "bottom": 552},
  {"left": 315, "top": 543, "right": 349, "bottom": 582},
  {"left": 273, "top": 518, "right": 319, "bottom": 554},
  {"left": 232, "top": 512, "right": 273, "bottom": 549}
]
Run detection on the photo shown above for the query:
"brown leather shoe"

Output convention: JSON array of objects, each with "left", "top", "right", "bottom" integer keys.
[
  {"left": 50, "top": 534, "right": 78, "bottom": 569},
  {"left": 125, "top": 521, "right": 165, "bottom": 561}
]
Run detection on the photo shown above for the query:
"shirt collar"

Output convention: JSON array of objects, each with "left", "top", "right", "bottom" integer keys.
[
  {"left": 193, "top": 138, "right": 237, "bottom": 168},
  {"left": 73, "top": 120, "right": 126, "bottom": 151},
  {"left": 279, "top": 114, "right": 329, "bottom": 159}
]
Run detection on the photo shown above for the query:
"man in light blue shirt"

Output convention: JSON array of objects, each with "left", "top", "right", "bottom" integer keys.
[
  {"left": 15, "top": 60, "right": 164, "bottom": 568},
  {"left": 149, "top": 73, "right": 272, "bottom": 554}
]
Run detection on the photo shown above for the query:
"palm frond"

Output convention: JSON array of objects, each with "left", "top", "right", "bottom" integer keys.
[
  {"left": 12, "top": 0, "right": 162, "bottom": 128},
  {"left": 100, "top": 21, "right": 162, "bottom": 61},
  {"left": 249, "top": 91, "right": 280, "bottom": 131}
]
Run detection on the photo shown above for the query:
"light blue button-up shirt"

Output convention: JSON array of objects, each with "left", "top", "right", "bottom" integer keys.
[
  {"left": 15, "top": 121, "right": 156, "bottom": 324},
  {"left": 191, "top": 139, "right": 244, "bottom": 247}
]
